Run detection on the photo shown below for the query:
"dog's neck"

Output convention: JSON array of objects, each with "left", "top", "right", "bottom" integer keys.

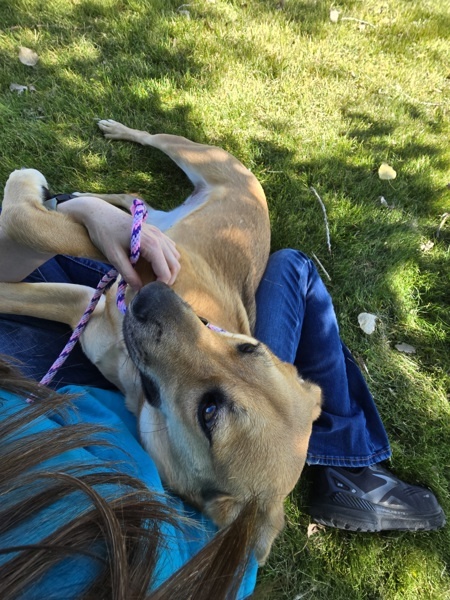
[{"left": 136, "top": 248, "right": 252, "bottom": 335}]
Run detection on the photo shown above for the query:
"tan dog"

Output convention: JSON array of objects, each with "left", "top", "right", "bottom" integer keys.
[{"left": 0, "top": 120, "right": 321, "bottom": 564}]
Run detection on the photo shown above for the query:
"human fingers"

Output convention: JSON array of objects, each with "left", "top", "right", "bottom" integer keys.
[
  {"left": 141, "top": 225, "right": 180, "bottom": 257},
  {"left": 106, "top": 244, "right": 143, "bottom": 290},
  {"left": 139, "top": 241, "right": 181, "bottom": 284},
  {"left": 161, "top": 244, "right": 181, "bottom": 285},
  {"left": 60, "top": 197, "right": 179, "bottom": 285},
  {"left": 139, "top": 227, "right": 180, "bottom": 284},
  {"left": 153, "top": 232, "right": 181, "bottom": 283}
]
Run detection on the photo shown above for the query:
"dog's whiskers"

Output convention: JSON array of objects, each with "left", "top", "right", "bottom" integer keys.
[{"left": 139, "top": 426, "right": 168, "bottom": 435}]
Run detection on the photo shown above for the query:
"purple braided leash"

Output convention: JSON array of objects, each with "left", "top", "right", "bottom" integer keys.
[
  {"left": 116, "top": 198, "right": 148, "bottom": 314},
  {"left": 206, "top": 323, "right": 227, "bottom": 334},
  {"left": 28, "top": 198, "right": 147, "bottom": 399}
]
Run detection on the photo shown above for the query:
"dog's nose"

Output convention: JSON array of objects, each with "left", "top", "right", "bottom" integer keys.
[{"left": 130, "top": 281, "right": 171, "bottom": 322}]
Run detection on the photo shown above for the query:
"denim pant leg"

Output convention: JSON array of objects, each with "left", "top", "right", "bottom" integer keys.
[
  {"left": 0, "top": 256, "right": 116, "bottom": 390},
  {"left": 254, "top": 249, "right": 391, "bottom": 467}
]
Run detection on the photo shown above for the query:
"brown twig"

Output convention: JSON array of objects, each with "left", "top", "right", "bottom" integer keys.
[
  {"left": 310, "top": 186, "right": 331, "bottom": 254},
  {"left": 341, "top": 17, "right": 376, "bottom": 28},
  {"left": 312, "top": 253, "right": 331, "bottom": 281},
  {"left": 436, "top": 212, "right": 449, "bottom": 238}
]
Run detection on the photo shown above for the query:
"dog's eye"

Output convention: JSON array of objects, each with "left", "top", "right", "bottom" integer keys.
[
  {"left": 203, "top": 402, "right": 217, "bottom": 425},
  {"left": 237, "top": 343, "right": 259, "bottom": 354},
  {"left": 198, "top": 389, "right": 225, "bottom": 440}
]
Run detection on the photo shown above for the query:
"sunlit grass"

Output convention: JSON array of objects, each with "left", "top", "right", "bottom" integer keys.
[{"left": 0, "top": 0, "right": 449, "bottom": 598}]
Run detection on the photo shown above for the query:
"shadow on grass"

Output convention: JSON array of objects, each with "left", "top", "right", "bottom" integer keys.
[
  {"left": 0, "top": 0, "right": 213, "bottom": 194},
  {"left": 1, "top": 2, "right": 449, "bottom": 597}
]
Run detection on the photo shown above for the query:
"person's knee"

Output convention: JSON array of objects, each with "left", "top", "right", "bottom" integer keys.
[{"left": 268, "top": 249, "right": 313, "bottom": 278}]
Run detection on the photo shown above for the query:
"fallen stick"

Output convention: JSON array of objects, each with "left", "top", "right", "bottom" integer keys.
[
  {"left": 312, "top": 253, "right": 331, "bottom": 281},
  {"left": 341, "top": 17, "right": 376, "bottom": 28},
  {"left": 436, "top": 212, "right": 449, "bottom": 238},
  {"left": 310, "top": 186, "right": 332, "bottom": 254}
]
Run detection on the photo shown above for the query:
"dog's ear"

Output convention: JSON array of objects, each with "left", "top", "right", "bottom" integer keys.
[
  {"left": 253, "top": 501, "right": 285, "bottom": 565},
  {"left": 204, "top": 493, "right": 244, "bottom": 528},
  {"left": 204, "top": 494, "right": 285, "bottom": 566}
]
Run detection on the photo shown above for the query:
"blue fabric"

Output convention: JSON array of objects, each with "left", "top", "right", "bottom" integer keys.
[{"left": 0, "top": 387, "right": 257, "bottom": 599}]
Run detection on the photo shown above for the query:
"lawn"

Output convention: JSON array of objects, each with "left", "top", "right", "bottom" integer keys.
[{"left": 0, "top": 0, "right": 449, "bottom": 598}]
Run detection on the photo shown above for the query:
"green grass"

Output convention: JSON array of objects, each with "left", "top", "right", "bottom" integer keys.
[{"left": 1, "top": 0, "right": 449, "bottom": 597}]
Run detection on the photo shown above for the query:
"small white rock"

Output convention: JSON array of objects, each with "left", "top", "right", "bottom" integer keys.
[
  {"left": 395, "top": 342, "right": 416, "bottom": 354},
  {"left": 330, "top": 9, "right": 340, "bottom": 23},
  {"left": 420, "top": 240, "right": 434, "bottom": 252},
  {"left": 19, "top": 46, "right": 39, "bottom": 66},
  {"left": 358, "top": 312, "right": 377, "bottom": 335},
  {"left": 378, "top": 163, "right": 397, "bottom": 180},
  {"left": 10, "top": 83, "right": 28, "bottom": 94}
]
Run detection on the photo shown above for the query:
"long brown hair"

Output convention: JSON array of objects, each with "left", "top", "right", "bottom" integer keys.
[{"left": 0, "top": 356, "right": 257, "bottom": 600}]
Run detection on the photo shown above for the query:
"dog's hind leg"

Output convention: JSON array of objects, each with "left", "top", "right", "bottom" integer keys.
[{"left": 98, "top": 120, "right": 265, "bottom": 196}]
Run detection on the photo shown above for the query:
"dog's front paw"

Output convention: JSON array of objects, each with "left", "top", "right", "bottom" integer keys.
[{"left": 97, "top": 119, "right": 128, "bottom": 139}]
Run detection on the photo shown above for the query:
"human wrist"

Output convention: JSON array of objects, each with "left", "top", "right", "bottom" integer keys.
[{"left": 57, "top": 196, "right": 100, "bottom": 226}]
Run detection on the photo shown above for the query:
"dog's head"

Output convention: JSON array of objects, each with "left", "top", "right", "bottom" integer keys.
[{"left": 123, "top": 282, "right": 321, "bottom": 564}]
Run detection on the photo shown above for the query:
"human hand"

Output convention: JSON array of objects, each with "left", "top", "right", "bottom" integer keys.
[{"left": 58, "top": 196, "right": 180, "bottom": 289}]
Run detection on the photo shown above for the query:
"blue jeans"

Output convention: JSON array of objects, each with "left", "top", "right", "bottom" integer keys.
[
  {"left": 255, "top": 250, "right": 391, "bottom": 467},
  {"left": 0, "top": 250, "right": 391, "bottom": 467}
]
